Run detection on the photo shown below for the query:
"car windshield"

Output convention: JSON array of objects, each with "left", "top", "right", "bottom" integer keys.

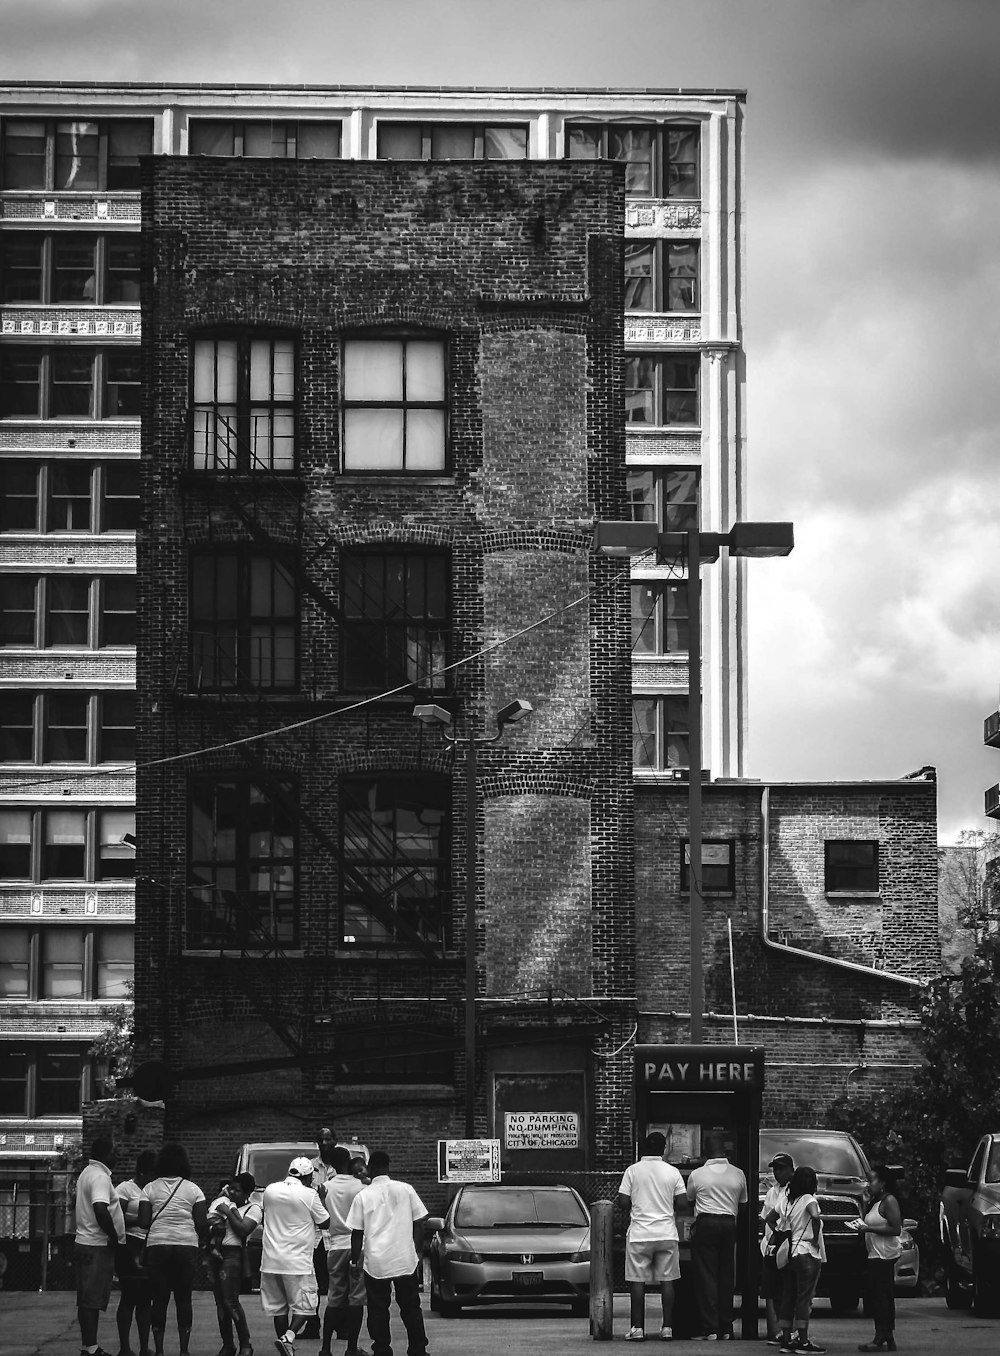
[
  {"left": 759, "top": 1132, "right": 866, "bottom": 1179},
  {"left": 453, "top": 1187, "right": 587, "bottom": 1229},
  {"left": 248, "top": 1149, "right": 312, "bottom": 1188}
]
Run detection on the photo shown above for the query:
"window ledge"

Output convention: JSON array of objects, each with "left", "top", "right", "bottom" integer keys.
[
  {"left": 825, "top": 891, "right": 882, "bottom": 900},
  {"left": 181, "top": 948, "right": 306, "bottom": 959},
  {"left": 626, "top": 424, "right": 703, "bottom": 436},
  {"left": 333, "top": 948, "right": 458, "bottom": 962},
  {"left": 336, "top": 474, "right": 456, "bottom": 485}
]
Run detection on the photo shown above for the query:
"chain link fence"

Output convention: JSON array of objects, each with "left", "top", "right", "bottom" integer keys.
[{"left": 0, "top": 1167, "right": 77, "bottom": 1291}]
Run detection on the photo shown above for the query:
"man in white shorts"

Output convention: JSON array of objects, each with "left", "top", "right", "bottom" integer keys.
[
  {"left": 261, "top": 1156, "right": 331, "bottom": 1356},
  {"left": 617, "top": 1131, "right": 688, "bottom": 1342}
]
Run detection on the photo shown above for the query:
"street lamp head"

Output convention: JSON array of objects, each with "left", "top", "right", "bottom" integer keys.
[
  {"left": 496, "top": 698, "right": 533, "bottom": 730},
  {"left": 412, "top": 703, "right": 453, "bottom": 728},
  {"left": 727, "top": 522, "right": 794, "bottom": 558},
  {"left": 593, "top": 520, "right": 659, "bottom": 556}
]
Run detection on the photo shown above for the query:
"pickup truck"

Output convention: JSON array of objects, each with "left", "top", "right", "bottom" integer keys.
[{"left": 940, "top": 1132, "right": 1000, "bottom": 1315}]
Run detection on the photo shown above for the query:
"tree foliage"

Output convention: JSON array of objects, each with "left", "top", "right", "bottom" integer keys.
[
  {"left": 88, "top": 979, "right": 134, "bottom": 1096},
  {"left": 830, "top": 931, "right": 1000, "bottom": 1273}
]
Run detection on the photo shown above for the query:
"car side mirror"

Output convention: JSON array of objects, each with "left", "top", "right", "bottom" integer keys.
[
  {"left": 902, "top": 1218, "right": 917, "bottom": 1231},
  {"left": 944, "top": 1168, "right": 971, "bottom": 1189},
  {"left": 425, "top": 1216, "right": 445, "bottom": 1232}
]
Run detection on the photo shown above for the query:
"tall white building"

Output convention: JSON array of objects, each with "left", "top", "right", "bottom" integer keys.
[{"left": 0, "top": 83, "right": 746, "bottom": 1168}]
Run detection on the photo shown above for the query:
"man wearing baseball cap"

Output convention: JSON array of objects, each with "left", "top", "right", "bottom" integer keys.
[
  {"left": 761, "top": 1154, "right": 795, "bottom": 1342},
  {"left": 260, "top": 1157, "right": 331, "bottom": 1356}
]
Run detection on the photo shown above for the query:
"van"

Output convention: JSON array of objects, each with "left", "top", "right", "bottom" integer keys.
[{"left": 234, "top": 1139, "right": 370, "bottom": 1280}]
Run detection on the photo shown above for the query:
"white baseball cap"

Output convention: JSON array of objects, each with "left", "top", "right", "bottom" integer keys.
[{"left": 288, "top": 1156, "right": 314, "bottom": 1178}]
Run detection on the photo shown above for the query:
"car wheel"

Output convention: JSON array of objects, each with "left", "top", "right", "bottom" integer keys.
[
  {"left": 972, "top": 1247, "right": 1000, "bottom": 1317},
  {"left": 439, "top": 1297, "right": 463, "bottom": 1318},
  {"left": 428, "top": 1271, "right": 441, "bottom": 1313},
  {"left": 829, "top": 1288, "right": 860, "bottom": 1315},
  {"left": 945, "top": 1255, "right": 973, "bottom": 1310},
  {"left": 571, "top": 1297, "right": 589, "bottom": 1318}
]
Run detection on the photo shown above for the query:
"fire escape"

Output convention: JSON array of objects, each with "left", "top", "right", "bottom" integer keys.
[{"left": 163, "top": 409, "right": 461, "bottom": 1092}]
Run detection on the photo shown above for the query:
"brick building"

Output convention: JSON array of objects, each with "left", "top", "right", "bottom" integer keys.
[{"left": 136, "top": 152, "right": 632, "bottom": 1193}]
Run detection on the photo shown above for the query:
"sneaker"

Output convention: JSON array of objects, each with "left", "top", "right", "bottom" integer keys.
[
  {"left": 274, "top": 1341, "right": 295, "bottom": 1356},
  {"left": 625, "top": 1328, "right": 646, "bottom": 1342},
  {"left": 779, "top": 1341, "right": 799, "bottom": 1354},
  {"left": 658, "top": 1327, "right": 673, "bottom": 1341},
  {"left": 797, "top": 1344, "right": 825, "bottom": 1354}
]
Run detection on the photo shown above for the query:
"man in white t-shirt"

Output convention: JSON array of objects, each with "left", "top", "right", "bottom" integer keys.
[
  {"left": 319, "top": 1146, "right": 367, "bottom": 1356},
  {"left": 686, "top": 1133, "right": 749, "bottom": 1340},
  {"left": 74, "top": 1135, "right": 126, "bottom": 1356},
  {"left": 617, "top": 1131, "right": 689, "bottom": 1342},
  {"left": 262, "top": 1157, "right": 331, "bottom": 1356},
  {"left": 347, "top": 1151, "right": 428, "bottom": 1356}
]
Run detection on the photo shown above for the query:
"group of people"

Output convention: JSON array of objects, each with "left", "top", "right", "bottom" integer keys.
[
  {"left": 617, "top": 1130, "right": 749, "bottom": 1342},
  {"left": 760, "top": 1153, "right": 904, "bottom": 1354},
  {"left": 617, "top": 1131, "right": 904, "bottom": 1351},
  {"left": 73, "top": 1129, "right": 431, "bottom": 1356}
]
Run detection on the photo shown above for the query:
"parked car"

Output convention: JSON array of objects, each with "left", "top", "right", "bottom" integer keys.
[
  {"left": 759, "top": 1128, "right": 920, "bottom": 1311},
  {"left": 940, "top": 1132, "right": 1000, "bottom": 1315},
  {"left": 426, "top": 1183, "right": 590, "bottom": 1317}
]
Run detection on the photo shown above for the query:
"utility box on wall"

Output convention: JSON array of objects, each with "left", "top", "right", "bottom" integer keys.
[{"left": 635, "top": 1045, "right": 764, "bottom": 1337}]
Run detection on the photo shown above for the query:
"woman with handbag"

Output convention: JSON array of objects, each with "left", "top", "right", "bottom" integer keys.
[
  {"left": 774, "top": 1165, "right": 826, "bottom": 1355},
  {"left": 760, "top": 1153, "right": 795, "bottom": 1342},
  {"left": 855, "top": 1164, "right": 903, "bottom": 1353},
  {"left": 137, "top": 1142, "right": 208, "bottom": 1356}
]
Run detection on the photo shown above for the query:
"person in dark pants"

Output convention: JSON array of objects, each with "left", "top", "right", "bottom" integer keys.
[
  {"left": 137, "top": 1141, "right": 208, "bottom": 1356},
  {"left": 115, "top": 1148, "right": 158, "bottom": 1356},
  {"left": 347, "top": 1151, "right": 428, "bottom": 1356},
  {"left": 856, "top": 1165, "right": 903, "bottom": 1353},
  {"left": 207, "top": 1172, "right": 261, "bottom": 1356},
  {"left": 686, "top": 1132, "right": 748, "bottom": 1339}
]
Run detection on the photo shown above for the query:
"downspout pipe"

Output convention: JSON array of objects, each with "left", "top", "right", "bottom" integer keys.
[{"left": 760, "top": 787, "right": 925, "bottom": 988}]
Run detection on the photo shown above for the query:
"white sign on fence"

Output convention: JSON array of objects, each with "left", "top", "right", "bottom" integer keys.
[
  {"left": 437, "top": 1138, "right": 502, "bottom": 1183},
  {"left": 504, "top": 1111, "right": 580, "bottom": 1150}
]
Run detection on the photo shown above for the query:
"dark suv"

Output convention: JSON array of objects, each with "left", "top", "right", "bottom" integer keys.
[{"left": 759, "top": 1128, "right": 871, "bottom": 1314}]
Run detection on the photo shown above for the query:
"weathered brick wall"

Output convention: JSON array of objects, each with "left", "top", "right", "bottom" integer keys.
[
  {"left": 136, "top": 157, "right": 634, "bottom": 1182},
  {"left": 634, "top": 779, "right": 938, "bottom": 1116}
]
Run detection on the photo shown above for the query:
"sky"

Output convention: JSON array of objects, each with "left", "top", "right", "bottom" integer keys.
[{"left": 4, "top": 0, "right": 997, "bottom": 841}]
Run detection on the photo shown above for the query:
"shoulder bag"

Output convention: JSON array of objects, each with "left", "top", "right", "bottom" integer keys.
[{"left": 139, "top": 1177, "right": 185, "bottom": 1266}]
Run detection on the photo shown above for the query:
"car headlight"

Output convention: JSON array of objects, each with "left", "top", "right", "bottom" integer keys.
[
  {"left": 447, "top": 1249, "right": 483, "bottom": 1264},
  {"left": 571, "top": 1248, "right": 591, "bottom": 1263}
]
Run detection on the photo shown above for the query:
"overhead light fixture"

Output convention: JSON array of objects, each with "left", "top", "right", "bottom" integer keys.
[
  {"left": 412, "top": 703, "right": 453, "bottom": 728},
  {"left": 496, "top": 698, "right": 533, "bottom": 729}
]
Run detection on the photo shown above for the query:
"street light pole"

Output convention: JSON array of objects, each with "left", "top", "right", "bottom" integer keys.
[
  {"left": 594, "top": 518, "right": 793, "bottom": 1043},
  {"left": 686, "top": 527, "right": 705, "bottom": 1042},
  {"left": 414, "top": 698, "right": 533, "bottom": 1138}
]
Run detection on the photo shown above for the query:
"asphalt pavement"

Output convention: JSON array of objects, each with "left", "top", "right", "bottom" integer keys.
[{"left": 0, "top": 1293, "right": 996, "bottom": 1356}]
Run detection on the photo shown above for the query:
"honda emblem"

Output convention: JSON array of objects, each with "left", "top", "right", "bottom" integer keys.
[{"left": 520, "top": 1253, "right": 534, "bottom": 1265}]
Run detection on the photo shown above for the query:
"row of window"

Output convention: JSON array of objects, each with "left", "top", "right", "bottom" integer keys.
[
  {"left": 0, "top": 779, "right": 880, "bottom": 950},
  {"left": 0, "top": 1044, "right": 91, "bottom": 1118},
  {"left": 0, "top": 118, "right": 701, "bottom": 198},
  {"left": 0, "top": 349, "right": 141, "bottom": 420},
  {"left": 1, "top": 234, "right": 699, "bottom": 314},
  {"left": 0, "top": 692, "right": 135, "bottom": 764},
  {"left": 0, "top": 576, "right": 135, "bottom": 648},
  {"left": 0, "top": 925, "right": 133, "bottom": 1000},
  {"left": 1, "top": 120, "right": 151, "bottom": 191},
  {"left": 0, "top": 339, "right": 704, "bottom": 441},
  {"left": 677, "top": 839, "right": 881, "bottom": 896},
  {"left": 0, "top": 807, "right": 135, "bottom": 882},
  {"left": 0, "top": 461, "right": 139, "bottom": 533},
  {"left": 1, "top": 233, "right": 140, "bottom": 305}
]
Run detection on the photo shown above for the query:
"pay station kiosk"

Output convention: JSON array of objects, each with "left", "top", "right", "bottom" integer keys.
[{"left": 635, "top": 1045, "right": 764, "bottom": 1338}]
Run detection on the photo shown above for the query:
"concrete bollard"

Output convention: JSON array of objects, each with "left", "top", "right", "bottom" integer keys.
[{"left": 590, "top": 1197, "right": 615, "bottom": 1339}]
